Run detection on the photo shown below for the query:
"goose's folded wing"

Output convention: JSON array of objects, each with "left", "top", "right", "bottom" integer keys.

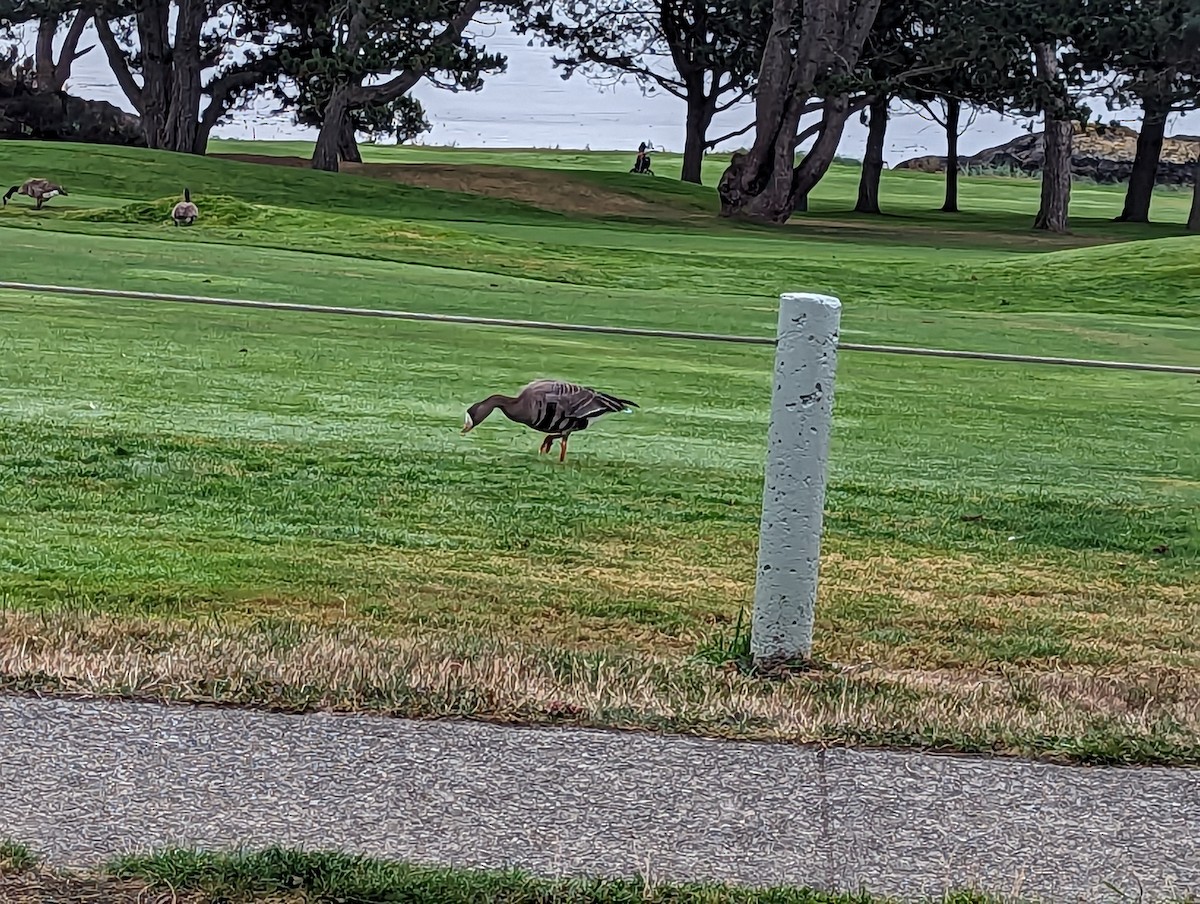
[{"left": 557, "top": 386, "right": 631, "bottom": 419}]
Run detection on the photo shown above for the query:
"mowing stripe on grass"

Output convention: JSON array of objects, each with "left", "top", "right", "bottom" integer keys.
[{"left": 3, "top": 280, "right": 1200, "bottom": 375}]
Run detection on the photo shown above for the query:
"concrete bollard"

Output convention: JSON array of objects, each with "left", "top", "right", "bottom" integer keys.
[{"left": 751, "top": 292, "right": 842, "bottom": 666}]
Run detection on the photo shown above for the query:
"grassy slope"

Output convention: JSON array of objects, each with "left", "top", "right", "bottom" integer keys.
[
  {"left": 0, "top": 139, "right": 1197, "bottom": 763},
  {"left": 6, "top": 142, "right": 1200, "bottom": 334}
]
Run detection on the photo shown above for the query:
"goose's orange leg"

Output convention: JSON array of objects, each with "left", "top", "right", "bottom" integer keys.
[
  {"left": 539, "top": 434, "right": 556, "bottom": 455},
  {"left": 559, "top": 436, "right": 569, "bottom": 462}
]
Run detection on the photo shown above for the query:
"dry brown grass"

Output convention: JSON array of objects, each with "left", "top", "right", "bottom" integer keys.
[
  {"left": 290, "top": 536, "right": 1199, "bottom": 672},
  {"left": 2, "top": 607, "right": 1196, "bottom": 763},
  {"left": 0, "top": 869, "right": 293, "bottom": 904},
  {"left": 2, "top": 514, "right": 1193, "bottom": 764},
  {"left": 5, "top": 535, "right": 1193, "bottom": 762},
  {"left": 217, "top": 154, "right": 672, "bottom": 219},
  {"left": 0, "top": 869, "right": 205, "bottom": 902}
]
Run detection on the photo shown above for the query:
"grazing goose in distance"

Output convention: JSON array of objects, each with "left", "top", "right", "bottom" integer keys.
[
  {"left": 462, "top": 378, "right": 638, "bottom": 462},
  {"left": 3, "top": 178, "right": 68, "bottom": 210},
  {"left": 172, "top": 187, "right": 199, "bottom": 226}
]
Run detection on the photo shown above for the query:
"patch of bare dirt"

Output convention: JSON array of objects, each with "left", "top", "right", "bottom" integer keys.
[
  {"left": 216, "top": 153, "right": 669, "bottom": 219},
  {"left": 0, "top": 871, "right": 209, "bottom": 904}
]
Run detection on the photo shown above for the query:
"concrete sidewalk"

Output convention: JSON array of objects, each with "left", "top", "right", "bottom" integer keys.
[{"left": 1, "top": 694, "right": 1197, "bottom": 902}]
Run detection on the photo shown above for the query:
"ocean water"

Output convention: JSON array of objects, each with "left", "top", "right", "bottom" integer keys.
[{"left": 24, "top": 15, "right": 1200, "bottom": 166}]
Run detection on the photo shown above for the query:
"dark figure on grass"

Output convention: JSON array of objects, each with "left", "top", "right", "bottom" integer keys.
[{"left": 631, "top": 142, "right": 655, "bottom": 176}]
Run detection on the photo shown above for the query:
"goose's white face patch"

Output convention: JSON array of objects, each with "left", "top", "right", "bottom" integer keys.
[{"left": 461, "top": 413, "right": 474, "bottom": 434}]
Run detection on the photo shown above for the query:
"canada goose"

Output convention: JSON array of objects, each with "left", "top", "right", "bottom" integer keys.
[
  {"left": 462, "top": 379, "right": 638, "bottom": 462},
  {"left": 172, "top": 187, "right": 198, "bottom": 226},
  {"left": 3, "top": 178, "right": 68, "bottom": 210}
]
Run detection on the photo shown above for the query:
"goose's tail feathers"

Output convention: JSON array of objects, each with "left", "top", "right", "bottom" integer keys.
[{"left": 597, "top": 392, "right": 639, "bottom": 414}]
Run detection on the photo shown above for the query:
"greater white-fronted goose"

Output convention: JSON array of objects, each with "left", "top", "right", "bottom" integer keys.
[
  {"left": 3, "top": 178, "right": 68, "bottom": 210},
  {"left": 462, "top": 378, "right": 638, "bottom": 462},
  {"left": 172, "top": 187, "right": 198, "bottom": 226}
]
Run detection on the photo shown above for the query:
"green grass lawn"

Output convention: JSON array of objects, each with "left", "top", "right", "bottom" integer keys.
[{"left": 0, "top": 139, "right": 1197, "bottom": 764}]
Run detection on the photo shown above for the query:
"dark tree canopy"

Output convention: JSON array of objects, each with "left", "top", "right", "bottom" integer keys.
[
  {"left": 89, "top": 0, "right": 276, "bottom": 153},
  {"left": 1073, "top": 0, "right": 1200, "bottom": 221},
  {"left": 249, "top": 0, "right": 506, "bottom": 171},
  {"left": 513, "top": 0, "right": 768, "bottom": 182},
  {"left": 893, "top": 0, "right": 1063, "bottom": 215},
  {"left": 0, "top": 0, "right": 94, "bottom": 94},
  {"left": 902, "top": 0, "right": 1094, "bottom": 233},
  {"left": 847, "top": 0, "right": 965, "bottom": 214},
  {"left": 1075, "top": 0, "right": 1200, "bottom": 112}
]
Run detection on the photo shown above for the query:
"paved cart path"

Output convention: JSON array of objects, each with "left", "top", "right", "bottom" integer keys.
[{"left": 2, "top": 695, "right": 1198, "bottom": 902}]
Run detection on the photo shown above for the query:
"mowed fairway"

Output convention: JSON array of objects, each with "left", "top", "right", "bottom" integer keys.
[{"left": 0, "top": 140, "right": 1198, "bottom": 764}]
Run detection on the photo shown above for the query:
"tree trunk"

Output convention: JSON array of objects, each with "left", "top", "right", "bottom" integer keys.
[
  {"left": 1117, "top": 97, "right": 1169, "bottom": 223},
  {"left": 719, "top": 94, "right": 857, "bottom": 223},
  {"left": 1032, "top": 44, "right": 1072, "bottom": 234},
  {"left": 161, "top": 0, "right": 207, "bottom": 154},
  {"left": 715, "top": 0, "right": 883, "bottom": 223},
  {"left": 313, "top": 89, "right": 353, "bottom": 172},
  {"left": 94, "top": 13, "right": 147, "bottom": 118},
  {"left": 855, "top": 96, "right": 888, "bottom": 214},
  {"left": 1188, "top": 163, "right": 1200, "bottom": 231},
  {"left": 681, "top": 93, "right": 716, "bottom": 184},
  {"left": 195, "top": 70, "right": 270, "bottom": 154},
  {"left": 717, "top": 82, "right": 812, "bottom": 222},
  {"left": 34, "top": 10, "right": 91, "bottom": 94},
  {"left": 338, "top": 118, "right": 362, "bottom": 163},
  {"left": 307, "top": 0, "right": 481, "bottom": 174},
  {"left": 1034, "top": 118, "right": 1073, "bottom": 233},
  {"left": 133, "top": 0, "right": 172, "bottom": 149},
  {"left": 791, "top": 96, "right": 855, "bottom": 214},
  {"left": 34, "top": 14, "right": 57, "bottom": 91},
  {"left": 942, "top": 97, "right": 961, "bottom": 213},
  {"left": 95, "top": 0, "right": 207, "bottom": 153}
]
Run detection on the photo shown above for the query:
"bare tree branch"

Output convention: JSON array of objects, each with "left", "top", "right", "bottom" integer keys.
[
  {"left": 53, "top": 8, "right": 95, "bottom": 90},
  {"left": 795, "top": 94, "right": 870, "bottom": 143},
  {"left": 92, "top": 12, "right": 142, "bottom": 112},
  {"left": 197, "top": 68, "right": 267, "bottom": 148},
  {"left": 704, "top": 119, "right": 755, "bottom": 147},
  {"left": 354, "top": 0, "right": 484, "bottom": 104},
  {"left": 714, "top": 86, "right": 751, "bottom": 113}
]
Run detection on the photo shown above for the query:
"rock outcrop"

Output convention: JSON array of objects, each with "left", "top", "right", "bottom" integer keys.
[{"left": 895, "top": 122, "right": 1200, "bottom": 186}]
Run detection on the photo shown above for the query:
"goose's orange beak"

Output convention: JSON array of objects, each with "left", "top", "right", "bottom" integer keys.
[{"left": 461, "top": 414, "right": 474, "bottom": 434}]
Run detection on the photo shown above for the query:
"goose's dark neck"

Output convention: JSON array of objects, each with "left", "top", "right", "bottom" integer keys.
[{"left": 478, "top": 393, "right": 519, "bottom": 421}]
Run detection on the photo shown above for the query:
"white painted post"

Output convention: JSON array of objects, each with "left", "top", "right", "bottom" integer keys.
[{"left": 751, "top": 292, "right": 842, "bottom": 666}]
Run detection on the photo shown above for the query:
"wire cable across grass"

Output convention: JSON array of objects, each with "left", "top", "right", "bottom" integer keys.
[{"left": 3, "top": 280, "right": 1198, "bottom": 376}]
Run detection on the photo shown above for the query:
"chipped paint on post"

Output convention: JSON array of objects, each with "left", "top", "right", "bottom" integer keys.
[{"left": 751, "top": 292, "right": 842, "bottom": 665}]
